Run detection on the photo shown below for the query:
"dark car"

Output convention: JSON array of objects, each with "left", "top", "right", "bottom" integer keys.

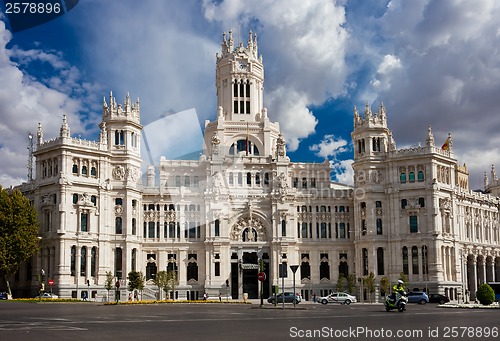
[
  {"left": 428, "top": 294, "right": 450, "bottom": 304},
  {"left": 267, "top": 292, "right": 301, "bottom": 304},
  {"left": 0, "top": 292, "right": 8, "bottom": 300},
  {"left": 407, "top": 291, "right": 429, "bottom": 304}
]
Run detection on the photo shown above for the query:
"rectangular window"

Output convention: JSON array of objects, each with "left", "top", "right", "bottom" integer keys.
[
  {"left": 255, "top": 173, "right": 260, "bottom": 185},
  {"left": 215, "top": 262, "right": 220, "bottom": 276},
  {"left": 310, "top": 178, "right": 316, "bottom": 188},
  {"left": 376, "top": 218, "right": 383, "bottom": 235},
  {"left": 115, "top": 217, "right": 122, "bottom": 234},
  {"left": 362, "top": 248, "right": 368, "bottom": 276},
  {"left": 281, "top": 220, "right": 286, "bottom": 237},
  {"left": 81, "top": 213, "right": 88, "bottom": 232},
  {"left": 115, "top": 248, "right": 123, "bottom": 279},
  {"left": 409, "top": 215, "right": 418, "bottom": 233},
  {"left": 169, "top": 222, "right": 176, "bottom": 238},
  {"left": 339, "top": 223, "right": 346, "bottom": 238},
  {"left": 246, "top": 101, "right": 250, "bottom": 114},
  {"left": 148, "top": 222, "right": 155, "bottom": 238},
  {"left": 293, "top": 177, "right": 298, "bottom": 188},
  {"left": 320, "top": 222, "right": 327, "bottom": 238},
  {"left": 301, "top": 222, "right": 308, "bottom": 238},
  {"left": 302, "top": 177, "right": 307, "bottom": 189}
]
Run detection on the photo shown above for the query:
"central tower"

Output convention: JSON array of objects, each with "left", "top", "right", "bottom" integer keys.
[{"left": 215, "top": 30, "right": 264, "bottom": 122}]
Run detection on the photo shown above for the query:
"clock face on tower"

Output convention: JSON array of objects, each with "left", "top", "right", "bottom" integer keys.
[{"left": 237, "top": 61, "right": 248, "bottom": 71}]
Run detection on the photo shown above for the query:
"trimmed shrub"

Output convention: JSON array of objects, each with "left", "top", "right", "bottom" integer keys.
[{"left": 476, "top": 283, "right": 495, "bottom": 305}]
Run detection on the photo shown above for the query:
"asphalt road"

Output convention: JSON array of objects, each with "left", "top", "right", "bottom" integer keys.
[{"left": 0, "top": 301, "right": 499, "bottom": 341}]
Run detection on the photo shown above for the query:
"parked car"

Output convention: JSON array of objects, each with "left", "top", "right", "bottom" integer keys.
[
  {"left": 267, "top": 292, "right": 301, "bottom": 304},
  {"left": 318, "top": 292, "right": 357, "bottom": 305},
  {"left": 35, "top": 293, "right": 59, "bottom": 299},
  {"left": 407, "top": 291, "right": 429, "bottom": 304},
  {"left": 428, "top": 294, "right": 450, "bottom": 304},
  {"left": 0, "top": 292, "right": 8, "bottom": 300}
]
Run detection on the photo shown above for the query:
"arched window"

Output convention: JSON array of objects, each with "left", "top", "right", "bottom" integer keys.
[
  {"left": 402, "top": 246, "right": 409, "bottom": 275},
  {"left": 91, "top": 247, "right": 97, "bottom": 277},
  {"left": 400, "top": 173, "right": 406, "bottom": 183},
  {"left": 300, "top": 254, "right": 311, "bottom": 280},
  {"left": 412, "top": 246, "right": 419, "bottom": 274},
  {"left": 417, "top": 170, "right": 424, "bottom": 182},
  {"left": 72, "top": 164, "right": 78, "bottom": 174},
  {"left": 91, "top": 166, "right": 97, "bottom": 176},
  {"left": 409, "top": 171, "right": 415, "bottom": 182},
  {"left": 70, "top": 246, "right": 76, "bottom": 276},
  {"left": 132, "top": 218, "right": 136, "bottom": 235},
  {"left": 80, "top": 246, "right": 87, "bottom": 276}
]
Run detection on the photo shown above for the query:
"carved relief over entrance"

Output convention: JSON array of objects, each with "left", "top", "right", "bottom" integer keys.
[{"left": 230, "top": 216, "right": 267, "bottom": 242}]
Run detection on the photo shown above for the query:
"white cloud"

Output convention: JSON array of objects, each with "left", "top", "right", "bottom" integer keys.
[
  {"left": 310, "top": 134, "right": 348, "bottom": 159},
  {"left": 0, "top": 20, "right": 87, "bottom": 187},
  {"left": 330, "top": 159, "right": 354, "bottom": 186},
  {"left": 350, "top": 0, "right": 500, "bottom": 190}
]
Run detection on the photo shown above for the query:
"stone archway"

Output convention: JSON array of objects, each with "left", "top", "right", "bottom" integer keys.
[{"left": 230, "top": 216, "right": 268, "bottom": 242}]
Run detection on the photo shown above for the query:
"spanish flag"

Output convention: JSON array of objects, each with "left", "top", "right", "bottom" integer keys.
[{"left": 441, "top": 136, "right": 450, "bottom": 150}]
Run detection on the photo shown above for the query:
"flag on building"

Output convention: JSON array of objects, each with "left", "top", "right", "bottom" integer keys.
[{"left": 441, "top": 136, "right": 450, "bottom": 150}]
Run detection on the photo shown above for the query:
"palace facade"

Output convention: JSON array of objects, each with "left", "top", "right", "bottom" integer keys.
[{"left": 11, "top": 31, "right": 500, "bottom": 302}]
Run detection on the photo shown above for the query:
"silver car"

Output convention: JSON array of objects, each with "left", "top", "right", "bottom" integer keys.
[{"left": 319, "top": 292, "right": 357, "bottom": 305}]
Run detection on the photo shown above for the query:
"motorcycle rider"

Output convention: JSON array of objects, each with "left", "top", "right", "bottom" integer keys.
[{"left": 389, "top": 280, "right": 405, "bottom": 304}]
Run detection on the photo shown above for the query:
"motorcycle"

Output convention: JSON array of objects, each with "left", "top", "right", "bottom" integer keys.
[{"left": 385, "top": 291, "right": 407, "bottom": 312}]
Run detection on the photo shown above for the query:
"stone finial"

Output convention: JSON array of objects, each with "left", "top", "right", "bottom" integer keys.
[
  {"left": 60, "top": 114, "right": 70, "bottom": 138},
  {"left": 426, "top": 125, "right": 435, "bottom": 147}
]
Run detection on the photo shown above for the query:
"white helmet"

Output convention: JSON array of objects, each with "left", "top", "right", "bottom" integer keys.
[{"left": 397, "top": 280, "right": 404, "bottom": 285}]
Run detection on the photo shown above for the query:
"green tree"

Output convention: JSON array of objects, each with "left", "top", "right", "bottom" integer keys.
[
  {"left": 104, "top": 271, "right": 114, "bottom": 301},
  {"left": 168, "top": 269, "right": 178, "bottom": 300},
  {"left": 0, "top": 187, "right": 39, "bottom": 297},
  {"left": 127, "top": 271, "right": 145, "bottom": 299},
  {"left": 363, "top": 272, "right": 376, "bottom": 303},
  {"left": 398, "top": 272, "right": 409, "bottom": 289},
  {"left": 476, "top": 283, "right": 495, "bottom": 305},
  {"left": 153, "top": 270, "right": 176, "bottom": 300},
  {"left": 347, "top": 274, "right": 356, "bottom": 294},
  {"left": 379, "top": 276, "right": 390, "bottom": 298},
  {"left": 336, "top": 273, "right": 346, "bottom": 292}
]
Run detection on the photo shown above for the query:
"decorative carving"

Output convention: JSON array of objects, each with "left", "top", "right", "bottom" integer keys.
[
  {"left": 115, "top": 205, "right": 123, "bottom": 215},
  {"left": 276, "top": 133, "right": 286, "bottom": 157},
  {"left": 41, "top": 194, "right": 52, "bottom": 205},
  {"left": 230, "top": 216, "right": 267, "bottom": 242},
  {"left": 113, "top": 165, "right": 125, "bottom": 180}
]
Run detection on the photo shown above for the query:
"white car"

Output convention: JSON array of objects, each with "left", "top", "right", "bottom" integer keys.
[
  {"left": 35, "top": 293, "right": 59, "bottom": 299},
  {"left": 319, "top": 292, "right": 357, "bottom": 305}
]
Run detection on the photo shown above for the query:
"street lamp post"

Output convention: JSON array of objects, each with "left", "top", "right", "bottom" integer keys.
[{"left": 290, "top": 265, "right": 299, "bottom": 308}]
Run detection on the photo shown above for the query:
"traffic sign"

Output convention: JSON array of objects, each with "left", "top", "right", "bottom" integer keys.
[
  {"left": 48, "top": 279, "right": 54, "bottom": 286},
  {"left": 257, "top": 272, "right": 266, "bottom": 282}
]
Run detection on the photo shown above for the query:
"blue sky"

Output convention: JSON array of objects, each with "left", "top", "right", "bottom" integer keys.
[{"left": 1, "top": 0, "right": 500, "bottom": 190}]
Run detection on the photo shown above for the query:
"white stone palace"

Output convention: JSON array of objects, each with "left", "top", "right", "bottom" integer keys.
[{"left": 11, "top": 31, "right": 500, "bottom": 302}]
